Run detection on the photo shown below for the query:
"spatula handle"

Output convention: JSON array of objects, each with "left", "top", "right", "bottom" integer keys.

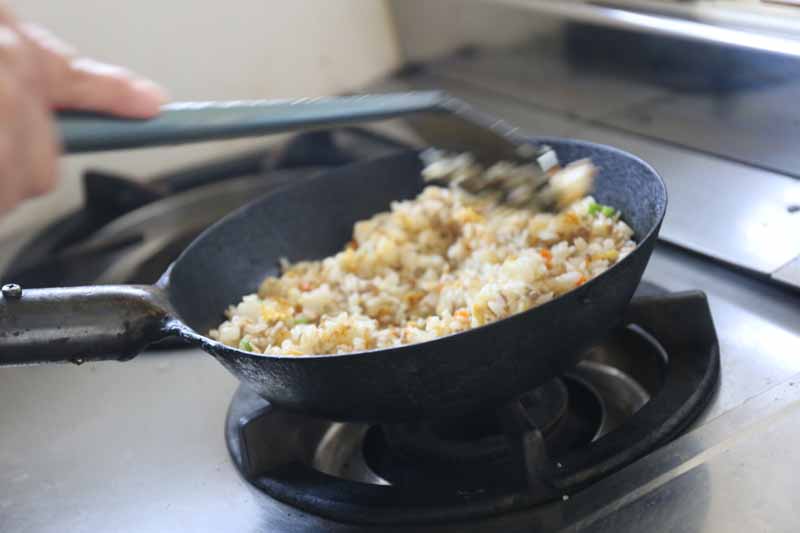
[{"left": 56, "top": 91, "right": 447, "bottom": 153}]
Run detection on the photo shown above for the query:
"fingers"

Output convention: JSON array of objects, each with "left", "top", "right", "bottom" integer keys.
[
  {"left": 0, "top": 64, "right": 57, "bottom": 213},
  {"left": 53, "top": 58, "right": 167, "bottom": 118},
  {"left": 19, "top": 22, "right": 167, "bottom": 118},
  {"left": 0, "top": 14, "right": 168, "bottom": 213},
  {"left": 21, "top": 84, "right": 58, "bottom": 198},
  {"left": 0, "top": 22, "right": 57, "bottom": 213}
]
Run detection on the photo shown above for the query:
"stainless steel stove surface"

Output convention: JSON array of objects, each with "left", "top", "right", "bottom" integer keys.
[{"left": 4, "top": 16, "right": 800, "bottom": 531}]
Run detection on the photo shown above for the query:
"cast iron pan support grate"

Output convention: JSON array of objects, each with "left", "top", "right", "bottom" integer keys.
[{"left": 499, "top": 397, "right": 560, "bottom": 501}]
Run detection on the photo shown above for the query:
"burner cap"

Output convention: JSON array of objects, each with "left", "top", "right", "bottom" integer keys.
[
  {"left": 363, "top": 377, "right": 607, "bottom": 489},
  {"left": 380, "top": 379, "right": 569, "bottom": 465}
]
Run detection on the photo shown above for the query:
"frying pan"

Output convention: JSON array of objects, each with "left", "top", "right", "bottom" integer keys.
[{"left": 0, "top": 92, "right": 666, "bottom": 422}]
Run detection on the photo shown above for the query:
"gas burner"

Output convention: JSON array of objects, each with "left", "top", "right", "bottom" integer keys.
[
  {"left": 363, "top": 377, "right": 603, "bottom": 489},
  {"left": 372, "top": 378, "right": 573, "bottom": 481},
  {"left": 225, "top": 288, "right": 719, "bottom": 526}
]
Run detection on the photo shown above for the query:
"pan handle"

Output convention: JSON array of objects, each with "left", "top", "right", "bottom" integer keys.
[
  {"left": 57, "top": 91, "right": 448, "bottom": 153},
  {"left": 0, "top": 284, "right": 173, "bottom": 366}
]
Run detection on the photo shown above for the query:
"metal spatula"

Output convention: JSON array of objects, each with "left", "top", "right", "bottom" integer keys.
[{"left": 57, "top": 91, "right": 592, "bottom": 210}]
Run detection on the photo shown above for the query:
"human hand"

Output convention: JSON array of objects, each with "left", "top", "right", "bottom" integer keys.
[{"left": 0, "top": 6, "right": 166, "bottom": 213}]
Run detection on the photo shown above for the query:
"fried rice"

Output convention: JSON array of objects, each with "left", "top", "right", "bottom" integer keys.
[{"left": 209, "top": 158, "right": 636, "bottom": 356}]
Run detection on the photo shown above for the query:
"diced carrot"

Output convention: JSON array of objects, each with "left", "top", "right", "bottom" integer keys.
[
  {"left": 455, "top": 309, "right": 470, "bottom": 320},
  {"left": 576, "top": 275, "right": 587, "bottom": 286},
  {"left": 539, "top": 248, "right": 552, "bottom": 267},
  {"left": 347, "top": 240, "right": 359, "bottom": 250}
]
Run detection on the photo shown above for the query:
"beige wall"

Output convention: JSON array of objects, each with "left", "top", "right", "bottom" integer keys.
[
  {"left": 389, "top": 0, "right": 561, "bottom": 61},
  {"left": 1, "top": 0, "right": 400, "bottom": 241}
]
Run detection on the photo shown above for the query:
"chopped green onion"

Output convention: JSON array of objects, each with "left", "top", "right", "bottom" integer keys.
[
  {"left": 238, "top": 338, "right": 253, "bottom": 351},
  {"left": 588, "top": 202, "right": 616, "bottom": 217},
  {"left": 293, "top": 316, "right": 310, "bottom": 325},
  {"left": 600, "top": 205, "right": 616, "bottom": 217}
]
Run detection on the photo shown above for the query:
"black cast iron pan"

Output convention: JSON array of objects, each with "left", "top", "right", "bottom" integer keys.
[{"left": 0, "top": 93, "right": 666, "bottom": 423}]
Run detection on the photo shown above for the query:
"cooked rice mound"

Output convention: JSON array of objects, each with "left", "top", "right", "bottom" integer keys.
[{"left": 210, "top": 168, "right": 636, "bottom": 356}]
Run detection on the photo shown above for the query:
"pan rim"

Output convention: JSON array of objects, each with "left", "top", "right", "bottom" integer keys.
[{"left": 166, "top": 137, "right": 667, "bottom": 361}]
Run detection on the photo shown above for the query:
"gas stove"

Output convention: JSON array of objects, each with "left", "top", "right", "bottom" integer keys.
[
  {"left": 224, "top": 285, "right": 718, "bottom": 528},
  {"left": 3, "top": 17, "right": 800, "bottom": 533}
]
